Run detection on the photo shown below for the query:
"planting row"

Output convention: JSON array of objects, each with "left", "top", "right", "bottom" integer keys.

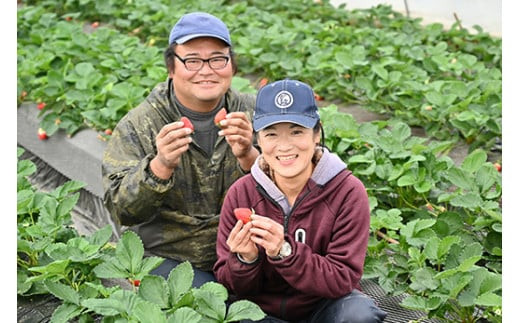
[{"left": 18, "top": 0, "right": 501, "bottom": 152}]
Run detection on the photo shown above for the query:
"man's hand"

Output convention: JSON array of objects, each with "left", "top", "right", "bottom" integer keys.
[
  {"left": 150, "top": 121, "right": 192, "bottom": 179},
  {"left": 227, "top": 220, "right": 258, "bottom": 262},
  {"left": 218, "top": 111, "right": 259, "bottom": 171}
]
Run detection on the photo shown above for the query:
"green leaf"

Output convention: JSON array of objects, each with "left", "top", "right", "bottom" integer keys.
[
  {"left": 75, "top": 62, "right": 95, "bottom": 77},
  {"left": 50, "top": 302, "right": 84, "bottom": 323},
  {"left": 56, "top": 193, "right": 80, "bottom": 218},
  {"left": 81, "top": 297, "right": 124, "bottom": 317},
  {"left": 409, "top": 268, "right": 439, "bottom": 292},
  {"left": 44, "top": 280, "right": 81, "bottom": 305},
  {"left": 193, "top": 289, "right": 226, "bottom": 321},
  {"left": 437, "top": 236, "right": 461, "bottom": 259},
  {"left": 93, "top": 259, "right": 129, "bottom": 279},
  {"left": 475, "top": 292, "right": 501, "bottom": 306},
  {"left": 18, "top": 159, "right": 37, "bottom": 177},
  {"left": 445, "top": 168, "right": 475, "bottom": 191},
  {"left": 449, "top": 192, "right": 482, "bottom": 210},
  {"left": 401, "top": 295, "right": 442, "bottom": 311},
  {"left": 226, "top": 300, "right": 266, "bottom": 322},
  {"left": 458, "top": 255, "right": 481, "bottom": 272},
  {"left": 168, "top": 261, "right": 194, "bottom": 304},
  {"left": 413, "top": 180, "right": 431, "bottom": 193},
  {"left": 480, "top": 272, "right": 502, "bottom": 295},
  {"left": 29, "top": 259, "right": 70, "bottom": 277},
  {"left": 425, "top": 91, "right": 444, "bottom": 106},
  {"left": 132, "top": 300, "right": 167, "bottom": 323},
  {"left": 461, "top": 149, "right": 487, "bottom": 173},
  {"left": 116, "top": 231, "right": 144, "bottom": 274},
  {"left": 199, "top": 282, "right": 228, "bottom": 303},
  {"left": 138, "top": 256, "right": 165, "bottom": 276},
  {"left": 441, "top": 272, "right": 473, "bottom": 298},
  {"left": 138, "top": 275, "right": 170, "bottom": 309},
  {"left": 397, "top": 174, "right": 415, "bottom": 186},
  {"left": 167, "top": 307, "right": 202, "bottom": 323},
  {"left": 87, "top": 224, "right": 114, "bottom": 246},
  {"left": 372, "top": 64, "right": 388, "bottom": 80}
]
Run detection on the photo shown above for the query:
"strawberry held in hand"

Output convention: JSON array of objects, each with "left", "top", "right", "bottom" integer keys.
[
  {"left": 180, "top": 116, "right": 194, "bottom": 132},
  {"left": 214, "top": 108, "right": 227, "bottom": 128},
  {"left": 233, "top": 208, "right": 254, "bottom": 224}
]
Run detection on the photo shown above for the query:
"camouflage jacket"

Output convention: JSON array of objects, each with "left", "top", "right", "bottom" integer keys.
[{"left": 102, "top": 79, "right": 255, "bottom": 271}]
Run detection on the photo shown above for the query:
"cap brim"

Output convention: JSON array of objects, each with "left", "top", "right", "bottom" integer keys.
[
  {"left": 175, "top": 33, "right": 231, "bottom": 45},
  {"left": 253, "top": 114, "right": 318, "bottom": 132}
]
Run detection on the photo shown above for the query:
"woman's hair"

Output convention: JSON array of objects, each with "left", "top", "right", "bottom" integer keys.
[{"left": 164, "top": 43, "right": 238, "bottom": 75}]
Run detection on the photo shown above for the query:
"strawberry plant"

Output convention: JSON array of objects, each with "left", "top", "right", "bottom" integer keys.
[
  {"left": 17, "top": 148, "right": 266, "bottom": 322},
  {"left": 320, "top": 106, "right": 502, "bottom": 322}
]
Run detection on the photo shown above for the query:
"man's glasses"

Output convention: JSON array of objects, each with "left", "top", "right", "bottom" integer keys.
[{"left": 174, "top": 53, "right": 230, "bottom": 71}]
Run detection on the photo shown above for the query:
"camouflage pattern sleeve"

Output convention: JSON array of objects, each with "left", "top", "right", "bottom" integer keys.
[{"left": 102, "top": 83, "right": 174, "bottom": 226}]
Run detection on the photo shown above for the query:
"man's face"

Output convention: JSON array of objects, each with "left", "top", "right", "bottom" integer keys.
[{"left": 170, "top": 37, "right": 233, "bottom": 112}]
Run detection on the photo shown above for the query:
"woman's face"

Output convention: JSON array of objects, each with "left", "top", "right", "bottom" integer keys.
[{"left": 257, "top": 122, "right": 320, "bottom": 184}]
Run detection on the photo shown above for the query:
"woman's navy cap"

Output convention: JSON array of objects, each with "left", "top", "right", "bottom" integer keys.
[
  {"left": 253, "top": 79, "right": 320, "bottom": 132},
  {"left": 169, "top": 12, "right": 231, "bottom": 46}
]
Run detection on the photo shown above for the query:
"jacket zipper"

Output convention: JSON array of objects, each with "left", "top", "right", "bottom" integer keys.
[{"left": 256, "top": 184, "right": 315, "bottom": 320}]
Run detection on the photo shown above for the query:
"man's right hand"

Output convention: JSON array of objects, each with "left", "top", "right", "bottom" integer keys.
[{"left": 150, "top": 121, "right": 193, "bottom": 180}]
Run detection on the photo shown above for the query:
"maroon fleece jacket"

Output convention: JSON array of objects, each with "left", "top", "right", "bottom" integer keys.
[{"left": 213, "top": 149, "right": 370, "bottom": 321}]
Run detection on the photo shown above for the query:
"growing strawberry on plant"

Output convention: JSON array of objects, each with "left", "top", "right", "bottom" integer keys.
[
  {"left": 129, "top": 278, "right": 140, "bottom": 287},
  {"left": 180, "top": 116, "right": 194, "bottom": 132},
  {"left": 37, "top": 102, "right": 46, "bottom": 110},
  {"left": 233, "top": 208, "right": 254, "bottom": 224},
  {"left": 37, "top": 128, "right": 48, "bottom": 140},
  {"left": 214, "top": 108, "right": 227, "bottom": 128}
]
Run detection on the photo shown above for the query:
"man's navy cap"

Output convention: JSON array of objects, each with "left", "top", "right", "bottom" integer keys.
[
  {"left": 169, "top": 12, "right": 231, "bottom": 46},
  {"left": 253, "top": 79, "right": 320, "bottom": 132}
]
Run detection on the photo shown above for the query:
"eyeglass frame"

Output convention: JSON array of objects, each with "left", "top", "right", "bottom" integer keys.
[{"left": 173, "top": 53, "right": 231, "bottom": 71}]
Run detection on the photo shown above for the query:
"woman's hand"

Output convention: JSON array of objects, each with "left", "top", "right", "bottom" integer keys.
[
  {"left": 226, "top": 220, "right": 258, "bottom": 262},
  {"left": 249, "top": 214, "right": 285, "bottom": 258}
]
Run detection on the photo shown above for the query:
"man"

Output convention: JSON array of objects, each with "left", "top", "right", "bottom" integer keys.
[
  {"left": 214, "top": 79, "right": 387, "bottom": 322},
  {"left": 102, "top": 12, "right": 259, "bottom": 286}
]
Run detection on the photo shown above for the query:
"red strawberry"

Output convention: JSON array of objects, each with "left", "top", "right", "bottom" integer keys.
[
  {"left": 214, "top": 108, "right": 227, "bottom": 128},
  {"left": 180, "top": 117, "right": 194, "bottom": 132},
  {"left": 233, "top": 208, "right": 254, "bottom": 224},
  {"left": 38, "top": 128, "right": 48, "bottom": 140},
  {"left": 258, "top": 78, "right": 269, "bottom": 88},
  {"left": 37, "top": 102, "right": 46, "bottom": 110},
  {"left": 91, "top": 21, "right": 99, "bottom": 28},
  {"left": 104, "top": 128, "right": 113, "bottom": 136},
  {"left": 128, "top": 278, "right": 140, "bottom": 287},
  {"left": 313, "top": 92, "right": 323, "bottom": 101},
  {"left": 494, "top": 162, "right": 501, "bottom": 172}
]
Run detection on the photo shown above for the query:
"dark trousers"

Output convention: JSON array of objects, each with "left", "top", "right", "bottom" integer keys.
[
  {"left": 241, "top": 289, "right": 387, "bottom": 323},
  {"left": 149, "top": 258, "right": 216, "bottom": 288}
]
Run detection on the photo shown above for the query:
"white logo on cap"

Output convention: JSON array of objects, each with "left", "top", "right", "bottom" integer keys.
[{"left": 274, "top": 91, "right": 293, "bottom": 109}]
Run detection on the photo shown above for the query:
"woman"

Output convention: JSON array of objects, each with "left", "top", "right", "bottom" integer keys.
[{"left": 213, "top": 79, "right": 387, "bottom": 322}]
